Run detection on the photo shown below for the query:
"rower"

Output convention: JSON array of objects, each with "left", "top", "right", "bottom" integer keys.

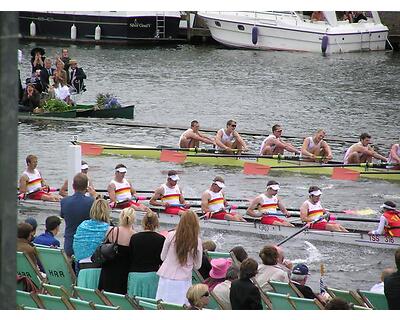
[
  {"left": 388, "top": 143, "right": 400, "bottom": 169},
  {"left": 59, "top": 161, "right": 95, "bottom": 197},
  {"left": 301, "top": 129, "right": 333, "bottom": 163},
  {"left": 343, "top": 132, "right": 387, "bottom": 164},
  {"left": 201, "top": 176, "right": 246, "bottom": 222},
  {"left": 149, "top": 170, "right": 190, "bottom": 215},
  {"left": 19, "top": 154, "right": 62, "bottom": 202},
  {"left": 214, "top": 119, "right": 248, "bottom": 154},
  {"left": 179, "top": 120, "right": 215, "bottom": 149},
  {"left": 369, "top": 201, "right": 400, "bottom": 237},
  {"left": 300, "top": 186, "right": 348, "bottom": 232},
  {"left": 259, "top": 124, "right": 300, "bottom": 156},
  {"left": 107, "top": 163, "right": 151, "bottom": 212},
  {"left": 246, "top": 180, "right": 294, "bottom": 227}
]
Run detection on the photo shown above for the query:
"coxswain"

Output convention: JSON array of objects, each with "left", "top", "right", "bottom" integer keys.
[
  {"left": 388, "top": 143, "right": 400, "bottom": 169},
  {"left": 369, "top": 201, "right": 400, "bottom": 237},
  {"left": 19, "top": 154, "right": 62, "bottom": 202},
  {"left": 214, "top": 120, "right": 248, "bottom": 154},
  {"left": 201, "top": 176, "right": 246, "bottom": 222},
  {"left": 179, "top": 120, "right": 215, "bottom": 149},
  {"left": 59, "top": 161, "right": 95, "bottom": 197},
  {"left": 259, "top": 124, "right": 300, "bottom": 156},
  {"left": 343, "top": 133, "right": 387, "bottom": 164},
  {"left": 246, "top": 180, "right": 294, "bottom": 227},
  {"left": 300, "top": 186, "right": 348, "bottom": 232},
  {"left": 301, "top": 129, "right": 333, "bottom": 163},
  {"left": 149, "top": 170, "right": 190, "bottom": 215},
  {"left": 107, "top": 164, "right": 151, "bottom": 212}
]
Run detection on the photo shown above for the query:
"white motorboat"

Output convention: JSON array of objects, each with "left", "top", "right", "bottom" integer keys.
[{"left": 197, "top": 11, "right": 390, "bottom": 54}]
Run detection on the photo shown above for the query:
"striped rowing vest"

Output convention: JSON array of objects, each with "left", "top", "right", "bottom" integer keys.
[
  {"left": 23, "top": 169, "right": 42, "bottom": 194},
  {"left": 161, "top": 183, "right": 181, "bottom": 205},
  {"left": 305, "top": 199, "right": 325, "bottom": 220},
  {"left": 383, "top": 211, "right": 400, "bottom": 237},
  {"left": 206, "top": 190, "right": 225, "bottom": 212},
  {"left": 111, "top": 178, "right": 132, "bottom": 202},
  {"left": 258, "top": 194, "right": 278, "bottom": 216}
]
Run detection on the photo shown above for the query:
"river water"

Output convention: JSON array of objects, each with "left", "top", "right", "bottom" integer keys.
[{"left": 17, "top": 42, "right": 400, "bottom": 292}]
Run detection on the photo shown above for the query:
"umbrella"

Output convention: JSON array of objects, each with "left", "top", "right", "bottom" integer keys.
[{"left": 30, "top": 47, "right": 45, "bottom": 57}]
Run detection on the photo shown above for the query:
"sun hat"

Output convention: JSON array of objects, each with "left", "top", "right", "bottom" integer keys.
[
  {"left": 30, "top": 47, "right": 45, "bottom": 57},
  {"left": 380, "top": 201, "right": 396, "bottom": 211},
  {"left": 292, "top": 263, "right": 310, "bottom": 275},
  {"left": 209, "top": 258, "right": 232, "bottom": 279}
]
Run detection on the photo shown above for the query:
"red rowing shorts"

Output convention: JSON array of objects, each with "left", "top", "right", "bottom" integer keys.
[
  {"left": 165, "top": 207, "right": 189, "bottom": 215},
  {"left": 116, "top": 201, "right": 141, "bottom": 209},
  {"left": 309, "top": 221, "right": 327, "bottom": 230},
  {"left": 261, "top": 216, "right": 286, "bottom": 225},
  {"left": 210, "top": 211, "right": 227, "bottom": 220},
  {"left": 27, "top": 191, "right": 48, "bottom": 200}
]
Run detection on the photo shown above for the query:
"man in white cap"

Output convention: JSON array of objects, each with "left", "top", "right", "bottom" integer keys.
[
  {"left": 201, "top": 176, "right": 246, "bottom": 221},
  {"left": 149, "top": 170, "right": 190, "bottom": 215},
  {"left": 300, "top": 186, "right": 348, "bottom": 232},
  {"left": 59, "top": 161, "right": 95, "bottom": 197},
  {"left": 246, "top": 180, "right": 294, "bottom": 227},
  {"left": 108, "top": 163, "right": 151, "bottom": 212},
  {"left": 369, "top": 201, "right": 400, "bottom": 237}
]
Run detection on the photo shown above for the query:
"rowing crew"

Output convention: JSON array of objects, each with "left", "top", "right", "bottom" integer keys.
[{"left": 178, "top": 120, "right": 398, "bottom": 166}]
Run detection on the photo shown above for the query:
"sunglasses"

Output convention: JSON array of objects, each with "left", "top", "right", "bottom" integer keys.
[
  {"left": 275, "top": 129, "right": 283, "bottom": 132},
  {"left": 202, "top": 292, "right": 210, "bottom": 297},
  {"left": 230, "top": 124, "right": 237, "bottom": 128}
]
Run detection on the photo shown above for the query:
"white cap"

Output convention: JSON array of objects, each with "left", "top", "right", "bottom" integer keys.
[
  {"left": 310, "top": 190, "right": 322, "bottom": 196},
  {"left": 214, "top": 181, "right": 225, "bottom": 189},
  {"left": 81, "top": 163, "right": 89, "bottom": 170},
  {"left": 169, "top": 174, "right": 180, "bottom": 181},
  {"left": 267, "top": 184, "right": 280, "bottom": 191},
  {"left": 116, "top": 167, "right": 127, "bottom": 173},
  {"left": 380, "top": 203, "right": 396, "bottom": 211}
]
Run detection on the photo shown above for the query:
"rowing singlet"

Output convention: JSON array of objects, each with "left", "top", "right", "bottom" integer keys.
[
  {"left": 206, "top": 190, "right": 225, "bottom": 212},
  {"left": 388, "top": 144, "right": 400, "bottom": 164},
  {"left": 23, "top": 169, "right": 42, "bottom": 194},
  {"left": 305, "top": 200, "right": 325, "bottom": 221},
  {"left": 216, "top": 129, "right": 235, "bottom": 150},
  {"left": 161, "top": 183, "right": 181, "bottom": 205},
  {"left": 111, "top": 178, "right": 132, "bottom": 202},
  {"left": 304, "top": 136, "right": 322, "bottom": 152},
  {"left": 259, "top": 134, "right": 276, "bottom": 155},
  {"left": 258, "top": 194, "right": 278, "bottom": 216},
  {"left": 383, "top": 211, "right": 400, "bottom": 237},
  {"left": 343, "top": 142, "right": 363, "bottom": 164},
  {"left": 179, "top": 128, "right": 194, "bottom": 146}
]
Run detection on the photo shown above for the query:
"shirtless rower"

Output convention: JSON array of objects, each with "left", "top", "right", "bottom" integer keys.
[
  {"left": 388, "top": 143, "right": 400, "bottom": 169},
  {"left": 19, "top": 154, "right": 62, "bottom": 202},
  {"left": 259, "top": 124, "right": 300, "bottom": 156},
  {"left": 368, "top": 201, "right": 400, "bottom": 237},
  {"left": 59, "top": 161, "right": 95, "bottom": 197},
  {"left": 107, "top": 163, "right": 151, "bottom": 212},
  {"left": 246, "top": 180, "right": 294, "bottom": 227},
  {"left": 179, "top": 120, "right": 215, "bottom": 148},
  {"left": 149, "top": 170, "right": 190, "bottom": 215},
  {"left": 201, "top": 176, "right": 246, "bottom": 222},
  {"left": 301, "top": 129, "right": 333, "bottom": 163},
  {"left": 215, "top": 119, "right": 248, "bottom": 153},
  {"left": 343, "top": 133, "right": 387, "bottom": 164},
  {"left": 300, "top": 186, "right": 348, "bottom": 232}
]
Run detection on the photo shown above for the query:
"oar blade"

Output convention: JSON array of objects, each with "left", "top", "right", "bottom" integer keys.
[
  {"left": 243, "top": 162, "right": 271, "bottom": 175},
  {"left": 80, "top": 143, "right": 104, "bottom": 156},
  {"left": 331, "top": 167, "right": 360, "bottom": 181},
  {"left": 160, "top": 150, "right": 187, "bottom": 163},
  {"left": 342, "top": 208, "right": 375, "bottom": 216}
]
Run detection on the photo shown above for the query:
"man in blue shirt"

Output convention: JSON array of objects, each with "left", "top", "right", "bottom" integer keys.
[{"left": 33, "top": 215, "right": 62, "bottom": 247}]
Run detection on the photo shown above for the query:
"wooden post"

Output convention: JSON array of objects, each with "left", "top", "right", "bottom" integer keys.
[
  {"left": 0, "top": 11, "right": 18, "bottom": 309},
  {"left": 186, "top": 11, "right": 191, "bottom": 42}
]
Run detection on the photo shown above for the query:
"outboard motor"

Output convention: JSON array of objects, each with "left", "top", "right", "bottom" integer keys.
[{"left": 252, "top": 26, "right": 258, "bottom": 45}]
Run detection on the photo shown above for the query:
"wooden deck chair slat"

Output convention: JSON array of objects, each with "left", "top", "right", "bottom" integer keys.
[
  {"left": 102, "top": 290, "right": 140, "bottom": 310},
  {"left": 73, "top": 285, "right": 112, "bottom": 305}
]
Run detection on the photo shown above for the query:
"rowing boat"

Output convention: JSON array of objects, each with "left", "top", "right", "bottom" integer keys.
[
  {"left": 73, "top": 140, "right": 400, "bottom": 181},
  {"left": 18, "top": 199, "right": 399, "bottom": 249}
]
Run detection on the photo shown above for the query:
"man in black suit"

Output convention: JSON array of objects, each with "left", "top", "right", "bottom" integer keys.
[
  {"left": 68, "top": 59, "right": 86, "bottom": 93},
  {"left": 384, "top": 248, "right": 400, "bottom": 310},
  {"left": 40, "top": 58, "right": 55, "bottom": 92}
]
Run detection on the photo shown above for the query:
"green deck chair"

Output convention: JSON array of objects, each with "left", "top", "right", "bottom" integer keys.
[
  {"left": 102, "top": 291, "right": 140, "bottom": 310},
  {"left": 35, "top": 247, "right": 76, "bottom": 294},
  {"left": 42, "top": 283, "right": 71, "bottom": 299},
  {"left": 138, "top": 300, "right": 158, "bottom": 310},
  {"left": 205, "top": 250, "right": 240, "bottom": 267},
  {"left": 36, "top": 293, "right": 73, "bottom": 310},
  {"left": 268, "top": 280, "right": 303, "bottom": 297},
  {"left": 192, "top": 269, "right": 204, "bottom": 285},
  {"left": 251, "top": 278, "right": 272, "bottom": 310},
  {"left": 16, "top": 290, "right": 43, "bottom": 309},
  {"left": 357, "top": 289, "right": 388, "bottom": 310},
  {"left": 93, "top": 304, "right": 120, "bottom": 310},
  {"left": 288, "top": 296, "right": 324, "bottom": 310},
  {"left": 73, "top": 285, "right": 112, "bottom": 306},
  {"left": 205, "top": 291, "right": 224, "bottom": 310},
  {"left": 326, "top": 287, "right": 366, "bottom": 306},
  {"left": 68, "top": 297, "right": 95, "bottom": 310},
  {"left": 17, "top": 251, "right": 46, "bottom": 289},
  {"left": 157, "top": 301, "right": 187, "bottom": 310},
  {"left": 265, "top": 292, "right": 296, "bottom": 310}
]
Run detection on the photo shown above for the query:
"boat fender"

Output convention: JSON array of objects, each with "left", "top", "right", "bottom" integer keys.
[
  {"left": 95, "top": 25, "right": 101, "bottom": 41},
  {"left": 251, "top": 26, "right": 258, "bottom": 45},
  {"left": 30, "top": 21, "right": 36, "bottom": 37},
  {"left": 321, "top": 35, "right": 329, "bottom": 53},
  {"left": 71, "top": 24, "right": 77, "bottom": 40}
]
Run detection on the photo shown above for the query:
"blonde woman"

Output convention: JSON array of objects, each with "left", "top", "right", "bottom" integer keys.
[
  {"left": 73, "top": 198, "right": 111, "bottom": 289},
  {"left": 156, "top": 210, "right": 203, "bottom": 304},
  {"left": 186, "top": 284, "right": 210, "bottom": 310},
  {"left": 98, "top": 207, "right": 136, "bottom": 294},
  {"left": 127, "top": 211, "right": 165, "bottom": 298}
]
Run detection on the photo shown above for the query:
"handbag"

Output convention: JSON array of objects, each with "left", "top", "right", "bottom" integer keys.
[{"left": 91, "top": 226, "right": 119, "bottom": 265}]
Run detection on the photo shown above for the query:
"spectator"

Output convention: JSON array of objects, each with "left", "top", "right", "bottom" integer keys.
[
  {"left": 384, "top": 248, "right": 400, "bottom": 310},
  {"left": 39, "top": 58, "right": 55, "bottom": 92},
  {"left": 24, "top": 217, "right": 38, "bottom": 240},
  {"left": 255, "top": 245, "right": 289, "bottom": 292},
  {"left": 213, "top": 265, "right": 239, "bottom": 309},
  {"left": 274, "top": 245, "right": 293, "bottom": 276},
  {"left": 230, "top": 245, "right": 248, "bottom": 265},
  {"left": 73, "top": 199, "right": 111, "bottom": 289},
  {"left": 127, "top": 211, "right": 165, "bottom": 298},
  {"left": 198, "top": 239, "right": 216, "bottom": 279},
  {"left": 33, "top": 216, "right": 62, "bottom": 247},
  {"left": 60, "top": 48, "right": 71, "bottom": 73},
  {"left": 370, "top": 267, "right": 396, "bottom": 294},
  {"left": 230, "top": 258, "right": 262, "bottom": 310},
  {"left": 30, "top": 47, "right": 45, "bottom": 74},
  {"left": 342, "top": 11, "right": 354, "bottom": 22},
  {"left": 53, "top": 59, "right": 68, "bottom": 88},
  {"left": 59, "top": 161, "right": 95, "bottom": 197},
  {"left": 17, "top": 222, "right": 39, "bottom": 265},
  {"left": 311, "top": 11, "right": 325, "bottom": 22},
  {"left": 156, "top": 210, "right": 203, "bottom": 304},
  {"left": 19, "top": 84, "right": 41, "bottom": 112},
  {"left": 186, "top": 284, "right": 210, "bottom": 310},
  {"left": 324, "top": 297, "right": 351, "bottom": 310},
  {"left": 203, "top": 258, "right": 232, "bottom": 291},
  {"left": 68, "top": 59, "right": 86, "bottom": 93},
  {"left": 353, "top": 11, "right": 367, "bottom": 23}
]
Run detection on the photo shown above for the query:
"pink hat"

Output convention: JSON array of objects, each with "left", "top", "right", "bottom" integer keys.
[{"left": 209, "top": 258, "right": 232, "bottom": 279}]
